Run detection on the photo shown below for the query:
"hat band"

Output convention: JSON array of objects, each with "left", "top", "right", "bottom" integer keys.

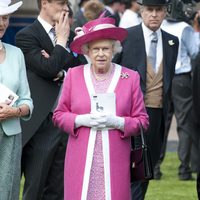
[
  {"left": 74, "top": 23, "right": 116, "bottom": 40},
  {"left": 90, "top": 23, "right": 115, "bottom": 31}
]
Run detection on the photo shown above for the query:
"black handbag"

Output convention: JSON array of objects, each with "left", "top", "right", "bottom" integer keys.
[{"left": 130, "top": 123, "right": 153, "bottom": 182}]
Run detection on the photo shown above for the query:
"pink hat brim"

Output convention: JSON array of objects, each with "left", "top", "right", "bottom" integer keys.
[{"left": 70, "top": 27, "right": 127, "bottom": 54}]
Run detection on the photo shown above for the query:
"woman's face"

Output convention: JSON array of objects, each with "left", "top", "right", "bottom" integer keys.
[
  {"left": 88, "top": 39, "right": 114, "bottom": 73},
  {"left": 0, "top": 15, "right": 9, "bottom": 39}
]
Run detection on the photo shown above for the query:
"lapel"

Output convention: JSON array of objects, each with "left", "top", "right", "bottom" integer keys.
[
  {"left": 161, "top": 30, "right": 171, "bottom": 94},
  {"left": 136, "top": 25, "right": 147, "bottom": 85},
  {"left": 32, "top": 19, "right": 54, "bottom": 53}
]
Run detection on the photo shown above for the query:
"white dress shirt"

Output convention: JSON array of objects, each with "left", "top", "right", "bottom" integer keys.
[
  {"left": 38, "top": 16, "right": 55, "bottom": 45},
  {"left": 119, "top": 9, "right": 141, "bottom": 28},
  {"left": 142, "top": 23, "right": 163, "bottom": 73},
  {"left": 162, "top": 19, "right": 200, "bottom": 74},
  {"left": 38, "top": 15, "right": 70, "bottom": 52}
]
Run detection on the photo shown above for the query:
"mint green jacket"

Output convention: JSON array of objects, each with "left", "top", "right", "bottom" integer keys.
[{"left": 0, "top": 43, "right": 33, "bottom": 136}]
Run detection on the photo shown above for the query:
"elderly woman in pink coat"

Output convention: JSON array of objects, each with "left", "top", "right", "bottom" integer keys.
[{"left": 53, "top": 15, "right": 149, "bottom": 200}]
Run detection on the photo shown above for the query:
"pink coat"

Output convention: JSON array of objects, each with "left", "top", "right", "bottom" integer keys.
[{"left": 53, "top": 64, "right": 149, "bottom": 200}]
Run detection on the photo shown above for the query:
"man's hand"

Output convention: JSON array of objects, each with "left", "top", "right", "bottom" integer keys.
[
  {"left": 53, "top": 70, "right": 65, "bottom": 81},
  {"left": 55, "top": 11, "right": 70, "bottom": 47},
  {"left": 41, "top": 50, "right": 64, "bottom": 82},
  {"left": 41, "top": 50, "right": 50, "bottom": 58}
]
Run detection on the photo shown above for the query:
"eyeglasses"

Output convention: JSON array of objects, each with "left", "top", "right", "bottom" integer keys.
[{"left": 89, "top": 47, "right": 113, "bottom": 54}]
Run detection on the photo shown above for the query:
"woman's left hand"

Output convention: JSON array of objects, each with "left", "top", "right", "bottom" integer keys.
[
  {"left": 0, "top": 103, "right": 17, "bottom": 121},
  {"left": 94, "top": 114, "right": 124, "bottom": 131}
]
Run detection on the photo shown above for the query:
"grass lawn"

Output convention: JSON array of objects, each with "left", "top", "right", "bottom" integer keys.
[
  {"left": 20, "top": 178, "right": 24, "bottom": 199},
  {"left": 20, "top": 152, "right": 197, "bottom": 200},
  {"left": 146, "top": 152, "right": 197, "bottom": 200}
]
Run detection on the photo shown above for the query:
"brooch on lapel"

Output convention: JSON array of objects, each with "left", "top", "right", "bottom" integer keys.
[
  {"left": 168, "top": 40, "right": 175, "bottom": 46},
  {"left": 121, "top": 72, "right": 129, "bottom": 79}
]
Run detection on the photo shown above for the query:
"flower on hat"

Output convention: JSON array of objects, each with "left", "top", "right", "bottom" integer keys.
[{"left": 74, "top": 27, "right": 85, "bottom": 40}]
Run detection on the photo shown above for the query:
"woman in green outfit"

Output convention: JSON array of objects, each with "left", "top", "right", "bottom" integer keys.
[{"left": 0, "top": 1, "right": 33, "bottom": 199}]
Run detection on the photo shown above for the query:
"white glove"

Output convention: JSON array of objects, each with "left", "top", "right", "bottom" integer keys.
[
  {"left": 93, "top": 114, "right": 125, "bottom": 131},
  {"left": 75, "top": 113, "right": 106, "bottom": 129}
]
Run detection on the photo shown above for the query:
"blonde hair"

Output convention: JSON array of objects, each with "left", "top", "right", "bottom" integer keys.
[{"left": 83, "top": 0, "right": 105, "bottom": 21}]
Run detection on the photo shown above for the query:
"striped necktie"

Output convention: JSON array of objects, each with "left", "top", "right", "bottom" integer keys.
[
  {"left": 50, "top": 28, "right": 77, "bottom": 57},
  {"left": 148, "top": 32, "right": 158, "bottom": 72},
  {"left": 50, "top": 27, "right": 56, "bottom": 46}
]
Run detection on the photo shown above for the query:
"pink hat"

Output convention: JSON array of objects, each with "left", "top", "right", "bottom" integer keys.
[{"left": 70, "top": 17, "right": 128, "bottom": 54}]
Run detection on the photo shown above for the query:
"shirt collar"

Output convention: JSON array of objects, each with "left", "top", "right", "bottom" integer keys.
[
  {"left": 142, "top": 22, "right": 161, "bottom": 38},
  {"left": 38, "top": 15, "right": 53, "bottom": 34},
  {"left": 105, "top": 6, "right": 114, "bottom": 15}
]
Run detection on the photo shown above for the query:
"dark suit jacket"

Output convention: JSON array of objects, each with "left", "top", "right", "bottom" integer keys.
[
  {"left": 114, "top": 24, "right": 179, "bottom": 121},
  {"left": 15, "top": 19, "right": 87, "bottom": 145},
  {"left": 104, "top": 9, "right": 120, "bottom": 27},
  {"left": 192, "top": 54, "right": 200, "bottom": 121},
  {"left": 72, "top": 9, "right": 87, "bottom": 30}
]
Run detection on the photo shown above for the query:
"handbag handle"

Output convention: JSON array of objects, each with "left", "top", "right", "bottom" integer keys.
[
  {"left": 130, "top": 122, "right": 153, "bottom": 180},
  {"left": 139, "top": 121, "right": 147, "bottom": 149},
  {"left": 131, "top": 121, "right": 146, "bottom": 150}
]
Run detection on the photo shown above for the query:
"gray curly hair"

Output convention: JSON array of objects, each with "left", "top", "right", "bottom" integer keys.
[{"left": 81, "top": 40, "right": 122, "bottom": 56}]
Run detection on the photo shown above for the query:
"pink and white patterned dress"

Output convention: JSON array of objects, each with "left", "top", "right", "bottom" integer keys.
[{"left": 87, "top": 66, "right": 115, "bottom": 200}]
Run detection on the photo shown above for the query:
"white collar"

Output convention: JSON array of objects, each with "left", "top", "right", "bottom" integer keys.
[
  {"left": 38, "top": 15, "right": 53, "bottom": 34},
  {"left": 142, "top": 22, "right": 161, "bottom": 38},
  {"left": 105, "top": 6, "right": 114, "bottom": 15}
]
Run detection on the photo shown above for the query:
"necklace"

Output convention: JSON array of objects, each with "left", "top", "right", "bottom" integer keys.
[{"left": 92, "top": 64, "right": 113, "bottom": 81}]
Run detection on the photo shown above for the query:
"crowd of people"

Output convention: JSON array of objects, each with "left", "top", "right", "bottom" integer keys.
[{"left": 0, "top": 0, "right": 200, "bottom": 199}]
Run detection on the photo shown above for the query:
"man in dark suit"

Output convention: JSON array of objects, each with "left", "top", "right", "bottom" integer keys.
[
  {"left": 72, "top": 0, "right": 89, "bottom": 30},
  {"left": 104, "top": 0, "right": 121, "bottom": 26},
  {"left": 15, "top": 0, "right": 86, "bottom": 199},
  {"left": 114, "top": 0, "right": 179, "bottom": 199},
  {"left": 192, "top": 54, "right": 200, "bottom": 199},
  {"left": 191, "top": 53, "right": 200, "bottom": 199}
]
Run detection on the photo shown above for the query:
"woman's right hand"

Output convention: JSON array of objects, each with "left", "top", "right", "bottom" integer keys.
[
  {"left": 75, "top": 113, "right": 106, "bottom": 129},
  {"left": 0, "top": 103, "right": 18, "bottom": 121}
]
